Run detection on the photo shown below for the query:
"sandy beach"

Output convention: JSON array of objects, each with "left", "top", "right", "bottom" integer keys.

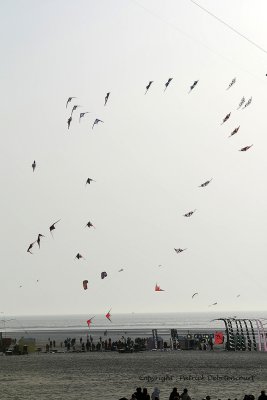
[
  {"left": 1, "top": 325, "right": 267, "bottom": 400},
  {"left": 0, "top": 349, "right": 266, "bottom": 400}
]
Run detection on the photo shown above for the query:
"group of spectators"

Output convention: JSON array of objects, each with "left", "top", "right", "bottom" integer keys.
[
  {"left": 119, "top": 388, "right": 267, "bottom": 400},
  {"left": 45, "top": 335, "right": 146, "bottom": 353}
]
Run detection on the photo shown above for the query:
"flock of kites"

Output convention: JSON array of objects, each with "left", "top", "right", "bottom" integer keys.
[
  {"left": 153, "top": 77, "right": 251, "bottom": 307},
  {"left": 27, "top": 76, "right": 252, "bottom": 328}
]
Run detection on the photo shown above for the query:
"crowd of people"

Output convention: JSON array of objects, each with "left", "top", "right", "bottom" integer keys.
[
  {"left": 118, "top": 388, "right": 267, "bottom": 400},
  {"left": 44, "top": 336, "right": 146, "bottom": 353}
]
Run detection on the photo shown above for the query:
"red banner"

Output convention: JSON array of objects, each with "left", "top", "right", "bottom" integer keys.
[{"left": 214, "top": 331, "right": 224, "bottom": 344}]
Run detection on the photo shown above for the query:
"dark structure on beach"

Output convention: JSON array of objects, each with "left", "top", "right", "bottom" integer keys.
[{"left": 215, "top": 318, "right": 267, "bottom": 352}]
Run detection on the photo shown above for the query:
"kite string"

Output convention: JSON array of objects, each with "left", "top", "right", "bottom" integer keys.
[
  {"left": 130, "top": 0, "right": 266, "bottom": 85},
  {"left": 189, "top": 0, "right": 267, "bottom": 56}
]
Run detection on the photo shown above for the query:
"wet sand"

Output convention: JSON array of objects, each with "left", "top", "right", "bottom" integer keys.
[{"left": 0, "top": 349, "right": 266, "bottom": 400}]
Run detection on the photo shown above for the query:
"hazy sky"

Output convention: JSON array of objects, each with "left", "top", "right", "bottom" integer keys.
[{"left": 1, "top": 0, "right": 267, "bottom": 316}]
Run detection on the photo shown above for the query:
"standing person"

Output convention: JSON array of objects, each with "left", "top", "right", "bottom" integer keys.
[
  {"left": 151, "top": 387, "right": 160, "bottom": 400},
  {"left": 142, "top": 388, "right": 150, "bottom": 400},
  {"left": 258, "top": 391, "right": 267, "bottom": 400},
  {"left": 134, "top": 388, "right": 142, "bottom": 400},
  {"left": 170, "top": 388, "right": 179, "bottom": 400},
  {"left": 181, "top": 389, "right": 191, "bottom": 400}
]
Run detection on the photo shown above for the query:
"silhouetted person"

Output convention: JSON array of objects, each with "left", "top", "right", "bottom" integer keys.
[
  {"left": 170, "top": 388, "right": 179, "bottom": 400},
  {"left": 134, "top": 388, "right": 142, "bottom": 400},
  {"left": 142, "top": 388, "right": 150, "bottom": 400},
  {"left": 258, "top": 391, "right": 267, "bottom": 400},
  {"left": 181, "top": 389, "right": 191, "bottom": 400},
  {"left": 152, "top": 388, "right": 160, "bottom": 400}
]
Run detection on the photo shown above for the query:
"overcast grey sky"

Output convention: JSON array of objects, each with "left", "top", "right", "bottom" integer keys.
[{"left": 1, "top": 0, "right": 267, "bottom": 315}]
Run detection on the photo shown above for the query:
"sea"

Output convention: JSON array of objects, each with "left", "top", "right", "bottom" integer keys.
[
  {"left": 2, "top": 311, "right": 267, "bottom": 333},
  {"left": 0, "top": 312, "right": 266, "bottom": 400}
]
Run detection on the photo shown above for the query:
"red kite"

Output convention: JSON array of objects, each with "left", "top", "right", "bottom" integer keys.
[
  {"left": 214, "top": 331, "right": 224, "bottom": 344},
  {"left": 106, "top": 309, "right": 112, "bottom": 322},
  {"left": 155, "top": 283, "right": 164, "bottom": 291},
  {"left": 32, "top": 160, "right": 36, "bottom": 172},
  {"left": 83, "top": 280, "right": 88, "bottom": 290},
  {"left": 87, "top": 316, "right": 95, "bottom": 328},
  {"left": 192, "top": 292, "right": 198, "bottom": 299}
]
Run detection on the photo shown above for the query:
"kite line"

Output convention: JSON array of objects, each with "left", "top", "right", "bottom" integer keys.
[{"left": 189, "top": 0, "right": 267, "bottom": 56}]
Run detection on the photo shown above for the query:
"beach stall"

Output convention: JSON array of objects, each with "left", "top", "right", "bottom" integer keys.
[{"left": 18, "top": 337, "right": 36, "bottom": 353}]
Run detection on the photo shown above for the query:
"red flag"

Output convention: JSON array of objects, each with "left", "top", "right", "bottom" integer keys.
[
  {"left": 214, "top": 331, "right": 224, "bottom": 344},
  {"left": 155, "top": 283, "right": 164, "bottom": 291},
  {"left": 106, "top": 309, "right": 112, "bottom": 322},
  {"left": 86, "top": 316, "right": 95, "bottom": 328}
]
